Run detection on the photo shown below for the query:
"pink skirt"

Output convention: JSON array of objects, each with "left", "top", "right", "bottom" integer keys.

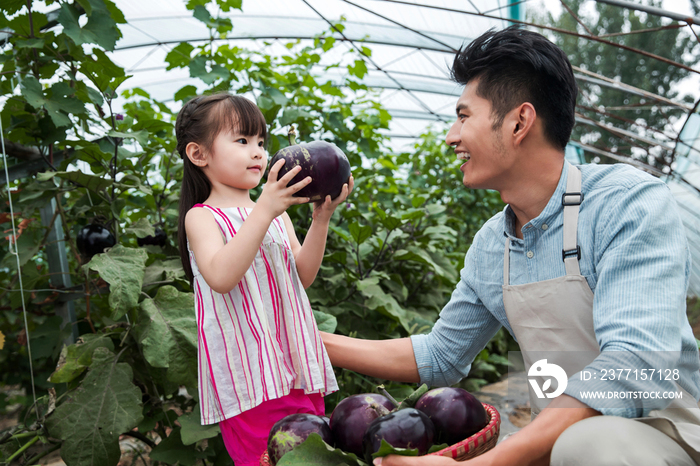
[{"left": 219, "top": 389, "right": 326, "bottom": 466}]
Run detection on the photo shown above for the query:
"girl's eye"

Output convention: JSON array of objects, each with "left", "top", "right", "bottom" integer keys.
[
  {"left": 236, "top": 138, "right": 247, "bottom": 144},
  {"left": 258, "top": 141, "right": 264, "bottom": 147}
]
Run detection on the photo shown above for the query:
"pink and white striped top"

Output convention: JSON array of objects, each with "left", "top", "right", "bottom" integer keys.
[{"left": 188, "top": 204, "right": 338, "bottom": 425}]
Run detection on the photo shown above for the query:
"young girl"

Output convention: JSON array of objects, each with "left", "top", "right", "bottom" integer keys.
[{"left": 175, "top": 94, "right": 351, "bottom": 465}]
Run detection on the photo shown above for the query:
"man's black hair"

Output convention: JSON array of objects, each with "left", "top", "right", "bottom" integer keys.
[{"left": 451, "top": 26, "right": 577, "bottom": 151}]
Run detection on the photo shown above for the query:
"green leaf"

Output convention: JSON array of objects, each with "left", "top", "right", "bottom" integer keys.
[
  {"left": 107, "top": 129, "right": 149, "bottom": 146},
  {"left": 191, "top": 5, "right": 232, "bottom": 34},
  {"left": 427, "top": 443, "right": 450, "bottom": 454},
  {"left": 321, "top": 37, "right": 336, "bottom": 52},
  {"left": 192, "top": 4, "right": 212, "bottom": 22},
  {"left": 265, "top": 87, "right": 288, "bottom": 106},
  {"left": 16, "top": 38, "right": 45, "bottom": 49},
  {"left": 19, "top": 75, "right": 44, "bottom": 109},
  {"left": 372, "top": 439, "right": 419, "bottom": 460},
  {"left": 81, "top": 49, "right": 129, "bottom": 93},
  {"left": 44, "top": 347, "right": 143, "bottom": 466},
  {"left": 356, "top": 278, "right": 412, "bottom": 332},
  {"left": 313, "top": 310, "right": 337, "bottom": 333},
  {"left": 411, "top": 196, "right": 426, "bottom": 208},
  {"left": 57, "top": 1, "right": 122, "bottom": 50},
  {"left": 186, "top": 0, "right": 207, "bottom": 9},
  {"left": 19, "top": 77, "right": 86, "bottom": 127},
  {"left": 149, "top": 427, "right": 200, "bottom": 466},
  {"left": 179, "top": 408, "right": 220, "bottom": 445},
  {"left": 37, "top": 170, "right": 113, "bottom": 195},
  {"left": 125, "top": 218, "right": 155, "bottom": 238},
  {"left": 143, "top": 259, "right": 186, "bottom": 285},
  {"left": 83, "top": 245, "right": 148, "bottom": 319},
  {"left": 216, "top": 0, "right": 243, "bottom": 12},
  {"left": 349, "top": 222, "right": 373, "bottom": 244},
  {"left": 174, "top": 84, "right": 198, "bottom": 102},
  {"left": 276, "top": 433, "right": 367, "bottom": 466},
  {"left": 348, "top": 59, "right": 368, "bottom": 79},
  {"left": 136, "top": 286, "right": 197, "bottom": 386},
  {"left": 189, "top": 56, "right": 231, "bottom": 84},
  {"left": 165, "top": 43, "right": 195, "bottom": 69},
  {"left": 0, "top": 0, "right": 24, "bottom": 15},
  {"left": 49, "top": 334, "right": 116, "bottom": 384}
]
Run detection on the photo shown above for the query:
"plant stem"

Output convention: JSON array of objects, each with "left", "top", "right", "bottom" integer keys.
[
  {"left": 122, "top": 430, "right": 156, "bottom": 449},
  {"left": 22, "top": 442, "right": 61, "bottom": 465},
  {"left": 288, "top": 126, "right": 297, "bottom": 146},
  {"left": 54, "top": 192, "right": 82, "bottom": 266},
  {"left": 376, "top": 384, "right": 400, "bottom": 409},
  {"left": 5, "top": 435, "right": 40, "bottom": 463},
  {"left": 7, "top": 431, "right": 38, "bottom": 441}
]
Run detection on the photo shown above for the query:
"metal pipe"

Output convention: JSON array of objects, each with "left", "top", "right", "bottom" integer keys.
[{"left": 594, "top": 0, "right": 700, "bottom": 25}]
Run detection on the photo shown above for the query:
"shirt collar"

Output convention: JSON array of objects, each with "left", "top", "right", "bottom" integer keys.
[{"left": 503, "top": 161, "right": 570, "bottom": 238}]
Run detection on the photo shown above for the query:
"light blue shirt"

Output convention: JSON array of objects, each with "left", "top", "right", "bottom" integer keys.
[{"left": 411, "top": 162, "right": 700, "bottom": 417}]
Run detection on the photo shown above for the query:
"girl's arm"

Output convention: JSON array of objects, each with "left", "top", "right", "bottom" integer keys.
[
  {"left": 186, "top": 161, "right": 311, "bottom": 294},
  {"left": 283, "top": 177, "right": 353, "bottom": 288}
]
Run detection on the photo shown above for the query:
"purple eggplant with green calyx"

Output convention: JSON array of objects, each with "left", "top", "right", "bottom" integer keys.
[{"left": 267, "top": 127, "right": 351, "bottom": 203}]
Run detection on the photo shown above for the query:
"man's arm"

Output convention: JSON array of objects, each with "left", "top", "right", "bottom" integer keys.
[
  {"left": 377, "top": 395, "right": 600, "bottom": 466},
  {"left": 322, "top": 232, "right": 503, "bottom": 387},
  {"left": 320, "top": 333, "right": 420, "bottom": 383}
]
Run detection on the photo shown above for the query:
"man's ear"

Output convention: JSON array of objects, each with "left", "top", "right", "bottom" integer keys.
[
  {"left": 510, "top": 102, "right": 536, "bottom": 147},
  {"left": 186, "top": 142, "right": 208, "bottom": 167}
]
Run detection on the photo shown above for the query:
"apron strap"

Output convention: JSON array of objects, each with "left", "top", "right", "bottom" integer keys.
[
  {"left": 562, "top": 164, "right": 583, "bottom": 276},
  {"left": 504, "top": 237, "right": 511, "bottom": 286}
]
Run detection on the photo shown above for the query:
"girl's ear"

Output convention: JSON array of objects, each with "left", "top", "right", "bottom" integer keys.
[{"left": 186, "top": 142, "right": 208, "bottom": 167}]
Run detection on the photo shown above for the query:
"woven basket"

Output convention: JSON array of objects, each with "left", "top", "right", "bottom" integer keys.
[{"left": 260, "top": 403, "right": 500, "bottom": 465}]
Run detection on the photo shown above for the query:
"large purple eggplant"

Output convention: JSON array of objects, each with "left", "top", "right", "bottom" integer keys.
[
  {"left": 267, "top": 413, "right": 334, "bottom": 465},
  {"left": 268, "top": 129, "right": 351, "bottom": 202},
  {"left": 329, "top": 393, "right": 394, "bottom": 456},
  {"left": 414, "top": 387, "right": 487, "bottom": 445},
  {"left": 362, "top": 408, "right": 436, "bottom": 463}
]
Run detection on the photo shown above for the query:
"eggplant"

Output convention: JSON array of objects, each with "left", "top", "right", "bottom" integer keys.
[{"left": 268, "top": 128, "right": 351, "bottom": 202}]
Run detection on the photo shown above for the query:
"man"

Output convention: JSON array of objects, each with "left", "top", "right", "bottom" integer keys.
[{"left": 321, "top": 26, "right": 700, "bottom": 465}]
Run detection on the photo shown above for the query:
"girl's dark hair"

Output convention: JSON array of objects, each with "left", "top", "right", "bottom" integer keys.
[
  {"left": 451, "top": 26, "right": 578, "bottom": 151},
  {"left": 176, "top": 93, "right": 267, "bottom": 282}
]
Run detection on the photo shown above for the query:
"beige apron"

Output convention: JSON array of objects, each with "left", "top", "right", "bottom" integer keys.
[{"left": 502, "top": 163, "right": 700, "bottom": 462}]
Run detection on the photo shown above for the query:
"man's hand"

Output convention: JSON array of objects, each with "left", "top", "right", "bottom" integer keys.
[{"left": 373, "top": 455, "right": 461, "bottom": 465}]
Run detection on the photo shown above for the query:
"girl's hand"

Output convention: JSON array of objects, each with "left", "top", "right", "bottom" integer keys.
[
  {"left": 257, "top": 159, "right": 312, "bottom": 219},
  {"left": 312, "top": 175, "right": 354, "bottom": 223}
]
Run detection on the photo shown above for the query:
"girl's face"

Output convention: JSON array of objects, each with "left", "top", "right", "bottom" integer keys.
[{"left": 205, "top": 128, "right": 268, "bottom": 192}]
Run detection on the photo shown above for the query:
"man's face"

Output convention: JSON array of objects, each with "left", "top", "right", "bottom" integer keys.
[{"left": 446, "top": 81, "right": 512, "bottom": 190}]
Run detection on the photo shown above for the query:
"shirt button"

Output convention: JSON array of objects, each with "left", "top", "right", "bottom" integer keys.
[
  {"left": 542, "top": 224, "right": 549, "bottom": 230},
  {"left": 526, "top": 251, "right": 534, "bottom": 258}
]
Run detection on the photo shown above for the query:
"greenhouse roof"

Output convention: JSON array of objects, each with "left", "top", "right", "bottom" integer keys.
[
  {"left": 73, "top": 0, "right": 700, "bottom": 297},
  {"left": 8, "top": 0, "right": 700, "bottom": 295}
]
